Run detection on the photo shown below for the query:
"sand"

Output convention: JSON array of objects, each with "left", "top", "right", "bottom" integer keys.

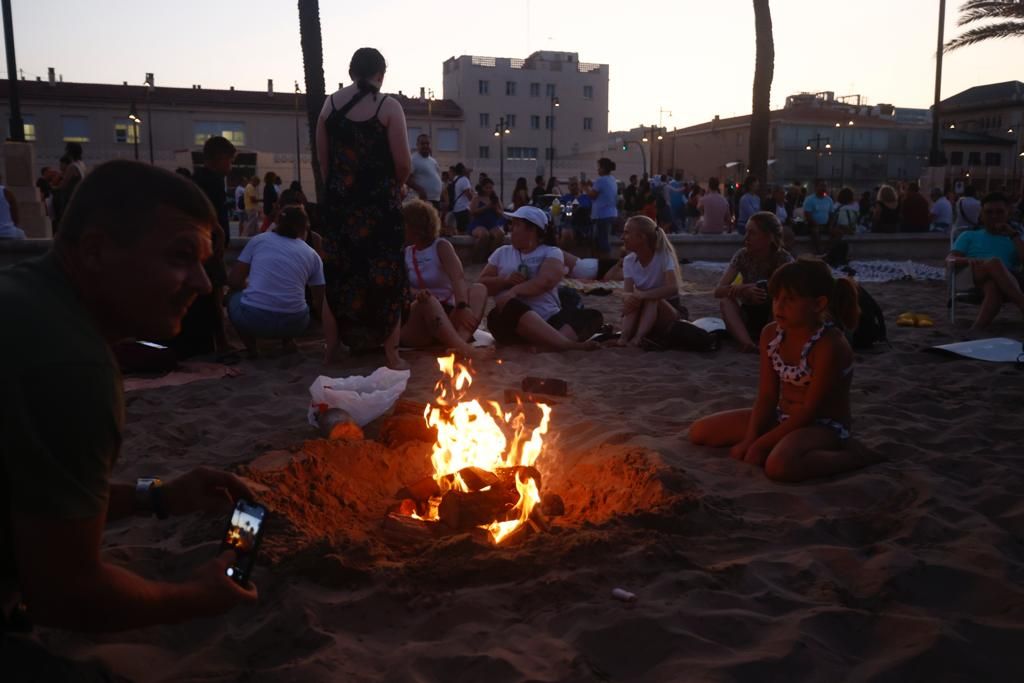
[{"left": 31, "top": 265, "right": 1024, "bottom": 682}]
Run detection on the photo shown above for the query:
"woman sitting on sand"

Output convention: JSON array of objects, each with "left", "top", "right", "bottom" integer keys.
[
  {"left": 618, "top": 216, "right": 683, "bottom": 347},
  {"left": 690, "top": 258, "right": 875, "bottom": 482},
  {"left": 715, "top": 211, "right": 794, "bottom": 352},
  {"left": 227, "top": 205, "right": 325, "bottom": 357},
  {"left": 480, "top": 206, "right": 603, "bottom": 351},
  {"left": 469, "top": 176, "right": 506, "bottom": 259},
  {"left": 400, "top": 199, "right": 488, "bottom": 358}
]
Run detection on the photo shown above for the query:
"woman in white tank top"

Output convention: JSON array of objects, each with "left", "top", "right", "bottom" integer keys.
[{"left": 400, "top": 200, "right": 488, "bottom": 358}]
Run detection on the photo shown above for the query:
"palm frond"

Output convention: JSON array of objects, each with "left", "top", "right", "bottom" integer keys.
[
  {"left": 958, "top": 0, "right": 1024, "bottom": 27},
  {"left": 944, "top": 19, "right": 1024, "bottom": 50}
]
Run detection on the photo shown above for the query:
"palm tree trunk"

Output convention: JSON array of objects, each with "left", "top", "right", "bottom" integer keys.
[
  {"left": 298, "top": 0, "right": 326, "bottom": 202},
  {"left": 749, "top": 0, "right": 775, "bottom": 185}
]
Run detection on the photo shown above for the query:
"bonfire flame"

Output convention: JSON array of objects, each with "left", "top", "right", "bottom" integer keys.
[{"left": 423, "top": 355, "right": 551, "bottom": 544}]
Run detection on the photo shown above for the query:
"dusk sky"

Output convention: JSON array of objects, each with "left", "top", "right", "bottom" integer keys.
[{"left": 2, "top": 0, "right": 1018, "bottom": 131}]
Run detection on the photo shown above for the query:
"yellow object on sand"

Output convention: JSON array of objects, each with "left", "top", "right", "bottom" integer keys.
[{"left": 896, "top": 312, "right": 934, "bottom": 328}]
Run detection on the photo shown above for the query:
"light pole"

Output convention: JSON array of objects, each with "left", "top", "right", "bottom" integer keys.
[
  {"left": 144, "top": 73, "right": 154, "bottom": 164},
  {"left": 805, "top": 134, "right": 832, "bottom": 182},
  {"left": 929, "top": 0, "right": 947, "bottom": 167},
  {"left": 294, "top": 81, "right": 302, "bottom": 185},
  {"left": 128, "top": 105, "right": 141, "bottom": 161},
  {"left": 620, "top": 138, "right": 646, "bottom": 177},
  {"left": 494, "top": 116, "right": 510, "bottom": 202},
  {"left": 835, "top": 120, "right": 854, "bottom": 189},
  {"left": 548, "top": 96, "right": 559, "bottom": 182},
  {"left": 2, "top": 0, "right": 25, "bottom": 142}
]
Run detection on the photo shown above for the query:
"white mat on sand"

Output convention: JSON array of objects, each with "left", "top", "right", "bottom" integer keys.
[
  {"left": 685, "top": 259, "right": 946, "bottom": 284},
  {"left": 927, "top": 338, "right": 1024, "bottom": 363}
]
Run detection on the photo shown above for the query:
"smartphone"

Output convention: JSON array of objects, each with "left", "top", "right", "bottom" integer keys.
[{"left": 220, "top": 499, "right": 267, "bottom": 586}]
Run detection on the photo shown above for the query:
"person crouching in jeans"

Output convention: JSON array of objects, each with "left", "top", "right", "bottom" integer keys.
[{"left": 227, "top": 205, "right": 325, "bottom": 357}]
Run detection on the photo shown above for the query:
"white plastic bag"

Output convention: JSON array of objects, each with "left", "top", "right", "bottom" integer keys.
[{"left": 307, "top": 367, "right": 411, "bottom": 428}]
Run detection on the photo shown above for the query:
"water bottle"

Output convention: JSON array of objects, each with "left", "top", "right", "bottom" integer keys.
[{"left": 550, "top": 197, "right": 562, "bottom": 223}]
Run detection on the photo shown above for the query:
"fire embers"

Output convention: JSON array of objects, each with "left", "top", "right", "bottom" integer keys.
[{"left": 386, "top": 355, "right": 563, "bottom": 545}]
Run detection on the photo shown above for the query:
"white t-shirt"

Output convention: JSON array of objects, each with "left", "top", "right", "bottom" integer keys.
[
  {"left": 623, "top": 251, "right": 677, "bottom": 291},
  {"left": 452, "top": 176, "right": 473, "bottom": 212},
  {"left": 405, "top": 240, "right": 454, "bottom": 304},
  {"left": 932, "top": 197, "right": 953, "bottom": 225},
  {"left": 238, "top": 231, "right": 325, "bottom": 314},
  {"left": 234, "top": 185, "right": 245, "bottom": 209},
  {"left": 955, "top": 196, "right": 981, "bottom": 228},
  {"left": 410, "top": 153, "right": 443, "bottom": 202},
  {"left": 487, "top": 244, "right": 564, "bottom": 321}
]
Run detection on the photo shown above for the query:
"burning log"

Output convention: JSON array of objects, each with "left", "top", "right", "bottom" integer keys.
[
  {"left": 395, "top": 476, "right": 441, "bottom": 503},
  {"left": 457, "top": 466, "right": 499, "bottom": 492},
  {"left": 377, "top": 413, "right": 436, "bottom": 447},
  {"left": 503, "top": 389, "right": 558, "bottom": 406},
  {"left": 495, "top": 466, "right": 542, "bottom": 492},
  {"left": 381, "top": 513, "right": 441, "bottom": 544},
  {"left": 438, "top": 488, "right": 519, "bottom": 532}
]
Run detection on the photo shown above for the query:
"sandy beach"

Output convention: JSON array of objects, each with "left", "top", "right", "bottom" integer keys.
[{"left": 33, "top": 265, "right": 1024, "bottom": 682}]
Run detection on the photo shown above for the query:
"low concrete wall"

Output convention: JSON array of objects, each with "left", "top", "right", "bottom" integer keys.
[{"left": 1, "top": 231, "right": 951, "bottom": 270}]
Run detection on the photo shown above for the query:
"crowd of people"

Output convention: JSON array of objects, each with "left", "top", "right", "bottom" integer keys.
[{"left": 3, "top": 45, "right": 1022, "bottom": 678}]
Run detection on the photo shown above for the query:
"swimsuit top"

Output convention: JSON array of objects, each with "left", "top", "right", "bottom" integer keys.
[{"left": 768, "top": 322, "right": 853, "bottom": 387}]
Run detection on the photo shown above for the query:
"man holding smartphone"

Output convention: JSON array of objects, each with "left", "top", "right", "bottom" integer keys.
[{"left": 0, "top": 161, "right": 258, "bottom": 678}]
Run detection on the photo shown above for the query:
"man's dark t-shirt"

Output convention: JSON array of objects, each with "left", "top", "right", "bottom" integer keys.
[
  {"left": 901, "top": 191, "right": 931, "bottom": 232},
  {"left": 192, "top": 166, "right": 230, "bottom": 243},
  {"left": 0, "top": 254, "right": 123, "bottom": 587}
]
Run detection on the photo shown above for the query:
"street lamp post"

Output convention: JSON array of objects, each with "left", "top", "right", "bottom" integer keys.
[
  {"left": 128, "top": 105, "right": 141, "bottom": 161},
  {"left": 294, "top": 81, "right": 302, "bottom": 186},
  {"left": 805, "top": 134, "right": 832, "bottom": 182},
  {"left": 549, "top": 96, "right": 559, "bottom": 182},
  {"left": 2, "top": 0, "right": 25, "bottom": 142},
  {"left": 144, "top": 73, "right": 155, "bottom": 164},
  {"left": 836, "top": 121, "right": 854, "bottom": 189},
  {"left": 494, "top": 116, "right": 510, "bottom": 202}
]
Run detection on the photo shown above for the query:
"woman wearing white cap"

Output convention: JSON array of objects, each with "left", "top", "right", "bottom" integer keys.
[{"left": 479, "top": 206, "right": 603, "bottom": 350}]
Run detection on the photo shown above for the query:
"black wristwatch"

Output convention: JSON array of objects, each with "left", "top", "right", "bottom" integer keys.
[
  {"left": 135, "top": 478, "right": 169, "bottom": 520},
  {"left": 455, "top": 301, "right": 470, "bottom": 310}
]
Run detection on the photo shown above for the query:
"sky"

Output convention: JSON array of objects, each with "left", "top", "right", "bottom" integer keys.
[{"left": 1, "top": 0, "right": 1019, "bottom": 131}]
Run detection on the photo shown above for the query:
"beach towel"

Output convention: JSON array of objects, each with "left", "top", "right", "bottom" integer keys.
[
  {"left": 685, "top": 260, "right": 946, "bottom": 284},
  {"left": 926, "top": 338, "right": 1024, "bottom": 363}
]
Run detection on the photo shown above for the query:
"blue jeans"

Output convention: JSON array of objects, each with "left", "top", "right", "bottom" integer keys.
[
  {"left": 593, "top": 217, "right": 614, "bottom": 255},
  {"left": 227, "top": 293, "right": 310, "bottom": 339}
]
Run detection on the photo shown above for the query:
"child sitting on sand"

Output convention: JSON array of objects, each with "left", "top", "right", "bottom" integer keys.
[
  {"left": 618, "top": 216, "right": 683, "bottom": 347},
  {"left": 690, "top": 257, "right": 875, "bottom": 482}
]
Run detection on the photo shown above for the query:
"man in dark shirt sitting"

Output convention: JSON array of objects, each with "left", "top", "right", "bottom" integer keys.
[
  {"left": 170, "top": 135, "right": 237, "bottom": 358},
  {"left": 0, "top": 161, "right": 257, "bottom": 679}
]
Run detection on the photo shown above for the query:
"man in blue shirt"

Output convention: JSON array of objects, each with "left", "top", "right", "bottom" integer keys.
[
  {"left": 589, "top": 158, "right": 619, "bottom": 257},
  {"left": 948, "top": 192, "right": 1024, "bottom": 329},
  {"left": 802, "top": 179, "right": 835, "bottom": 251},
  {"left": 737, "top": 175, "right": 762, "bottom": 236}
]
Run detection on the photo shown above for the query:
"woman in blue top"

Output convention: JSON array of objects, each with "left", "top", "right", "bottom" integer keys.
[
  {"left": 947, "top": 192, "right": 1024, "bottom": 329},
  {"left": 588, "top": 158, "right": 618, "bottom": 257}
]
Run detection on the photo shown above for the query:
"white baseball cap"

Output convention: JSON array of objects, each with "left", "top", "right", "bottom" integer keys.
[{"left": 506, "top": 205, "right": 548, "bottom": 231}]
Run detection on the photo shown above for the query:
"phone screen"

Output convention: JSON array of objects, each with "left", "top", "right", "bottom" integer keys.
[{"left": 221, "top": 500, "right": 266, "bottom": 585}]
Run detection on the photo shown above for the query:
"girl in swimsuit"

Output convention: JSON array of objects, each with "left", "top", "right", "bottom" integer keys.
[{"left": 690, "top": 258, "right": 876, "bottom": 482}]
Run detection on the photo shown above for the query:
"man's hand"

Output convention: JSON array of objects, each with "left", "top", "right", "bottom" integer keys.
[
  {"left": 729, "top": 438, "right": 754, "bottom": 461},
  {"left": 163, "top": 467, "right": 254, "bottom": 517},
  {"left": 186, "top": 550, "right": 259, "bottom": 617},
  {"left": 506, "top": 272, "right": 527, "bottom": 287},
  {"left": 739, "top": 284, "right": 767, "bottom": 304}
]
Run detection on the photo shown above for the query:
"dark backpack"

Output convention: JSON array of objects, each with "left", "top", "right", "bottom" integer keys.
[{"left": 850, "top": 285, "right": 887, "bottom": 350}]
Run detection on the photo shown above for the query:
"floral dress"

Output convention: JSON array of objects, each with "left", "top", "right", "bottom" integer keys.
[{"left": 322, "top": 91, "right": 408, "bottom": 350}]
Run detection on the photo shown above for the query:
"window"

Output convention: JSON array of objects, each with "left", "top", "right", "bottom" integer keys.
[
  {"left": 985, "top": 152, "right": 1002, "bottom": 166},
  {"left": 13, "top": 114, "right": 36, "bottom": 141},
  {"left": 950, "top": 151, "right": 964, "bottom": 165},
  {"left": 505, "top": 81, "right": 516, "bottom": 96},
  {"left": 583, "top": 117, "right": 593, "bottom": 131},
  {"left": 505, "top": 114, "right": 516, "bottom": 128},
  {"left": 194, "top": 121, "right": 245, "bottom": 146},
  {"left": 530, "top": 83, "right": 540, "bottom": 97},
  {"left": 479, "top": 146, "right": 490, "bottom": 159},
  {"left": 968, "top": 151, "right": 981, "bottom": 165},
  {"left": 530, "top": 115, "right": 540, "bottom": 130},
  {"left": 62, "top": 116, "right": 90, "bottom": 142},
  {"left": 544, "top": 147, "right": 556, "bottom": 160},
  {"left": 583, "top": 85, "right": 593, "bottom": 99},
  {"left": 545, "top": 115, "right": 555, "bottom": 130},
  {"left": 506, "top": 146, "right": 538, "bottom": 161},
  {"left": 480, "top": 112, "right": 490, "bottom": 128},
  {"left": 545, "top": 84, "right": 556, "bottom": 97},
  {"left": 436, "top": 128, "right": 459, "bottom": 152},
  {"left": 114, "top": 119, "right": 140, "bottom": 144},
  {"left": 478, "top": 80, "right": 490, "bottom": 95}
]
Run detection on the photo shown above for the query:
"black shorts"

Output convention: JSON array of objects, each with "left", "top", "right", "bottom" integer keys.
[
  {"left": 487, "top": 298, "right": 603, "bottom": 344},
  {"left": 742, "top": 302, "right": 772, "bottom": 342},
  {"left": 453, "top": 210, "right": 470, "bottom": 234}
]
